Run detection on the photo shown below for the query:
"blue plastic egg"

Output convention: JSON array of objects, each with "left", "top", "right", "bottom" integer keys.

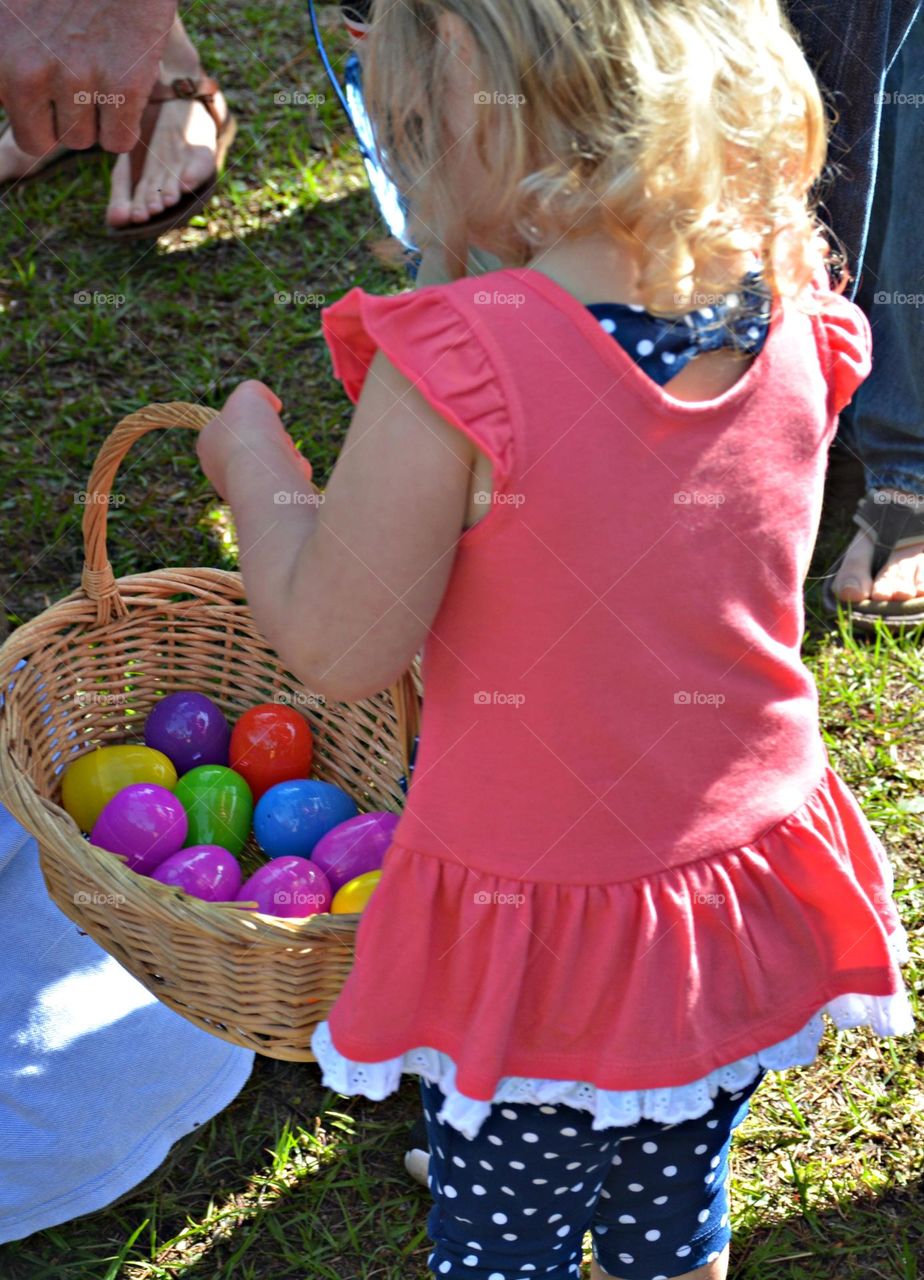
[{"left": 253, "top": 779, "right": 358, "bottom": 859}]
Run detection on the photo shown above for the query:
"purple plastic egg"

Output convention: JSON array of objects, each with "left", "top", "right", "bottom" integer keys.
[
  {"left": 150, "top": 844, "right": 242, "bottom": 902},
  {"left": 311, "top": 810, "right": 398, "bottom": 894},
  {"left": 144, "top": 690, "right": 231, "bottom": 774},
  {"left": 235, "top": 856, "right": 331, "bottom": 918},
  {"left": 90, "top": 783, "right": 189, "bottom": 875}
]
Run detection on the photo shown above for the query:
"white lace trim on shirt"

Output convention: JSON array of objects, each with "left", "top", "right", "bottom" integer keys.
[{"left": 311, "top": 927, "right": 914, "bottom": 1141}]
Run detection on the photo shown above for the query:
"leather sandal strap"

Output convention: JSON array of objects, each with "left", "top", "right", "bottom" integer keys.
[
  {"left": 852, "top": 490, "right": 924, "bottom": 580},
  {"left": 129, "top": 75, "right": 224, "bottom": 189}
]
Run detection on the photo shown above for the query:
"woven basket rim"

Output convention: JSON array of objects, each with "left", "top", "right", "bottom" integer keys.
[
  {"left": 0, "top": 564, "right": 414, "bottom": 942},
  {"left": 0, "top": 401, "right": 423, "bottom": 1057}
]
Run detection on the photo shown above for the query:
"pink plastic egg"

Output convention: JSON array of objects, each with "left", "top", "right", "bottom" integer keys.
[
  {"left": 311, "top": 810, "right": 398, "bottom": 894},
  {"left": 90, "top": 783, "right": 188, "bottom": 875},
  {"left": 235, "top": 856, "right": 331, "bottom": 918},
  {"left": 150, "top": 845, "right": 242, "bottom": 902}
]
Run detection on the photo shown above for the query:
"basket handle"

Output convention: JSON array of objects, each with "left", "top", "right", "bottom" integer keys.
[
  {"left": 81, "top": 401, "right": 215, "bottom": 622},
  {"left": 80, "top": 401, "right": 421, "bottom": 775}
]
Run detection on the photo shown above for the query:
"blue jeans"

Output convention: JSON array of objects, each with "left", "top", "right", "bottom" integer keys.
[
  {"left": 787, "top": 0, "right": 921, "bottom": 297},
  {"left": 420, "top": 1071, "right": 767, "bottom": 1280},
  {"left": 835, "top": 10, "right": 924, "bottom": 496}
]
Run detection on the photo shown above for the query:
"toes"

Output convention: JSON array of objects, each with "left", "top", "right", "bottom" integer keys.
[
  {"left": 131, "top": 154, "right": 170, "bottom": 220},
  {"left": 869, "top": 542, "right": 924, "bottom": 602},
  {"left": 833, "top": 529, "right": 874, "bottom": 602},
  {"left": 160, "top": 173, "right": 182, "bottom": 208},
  {"left": 147, "top": 186, "right": 167, "bottom": 216},
  {"left": 105, "top": 153, "right": 135, "bottom": 226},
  {"left": 104, "top": 97, "right": 222, "bottom": 228}
]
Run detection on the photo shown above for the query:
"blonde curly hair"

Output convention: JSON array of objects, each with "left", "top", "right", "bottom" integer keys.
[{"left": 362, "top": 0, "right": 834, "bottom": 313}]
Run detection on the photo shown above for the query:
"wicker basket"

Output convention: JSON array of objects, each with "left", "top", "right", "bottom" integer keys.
[{"left": 0, "top": 403, "right": 421, "bottom": 1061}]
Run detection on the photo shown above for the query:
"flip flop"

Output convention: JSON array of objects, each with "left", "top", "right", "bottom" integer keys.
[
  {"left": 821, "top": 490, "right": 924, "bottom": 633},
  {"left": 106, "top": 73, "right": 236, "bottom": 241},
  {"left": 0, "top": 138, "right": 102, "bottom": 193}
]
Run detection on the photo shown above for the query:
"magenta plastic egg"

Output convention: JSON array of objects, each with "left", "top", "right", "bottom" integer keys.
[
  {"left": 235, "top": 856, "right": 331, "bottom": 918},
  {"left": 310, "top": 810, "right": 398, "bottom": 894},
  {"left": 90, "top": 783, "right": 188, "bottom": 875},
  {"left": 144, "top": 690, "right": 231, "bottom": 774},
  {"left": 150, "top": 845, "right": 242, "bottom": 902}
]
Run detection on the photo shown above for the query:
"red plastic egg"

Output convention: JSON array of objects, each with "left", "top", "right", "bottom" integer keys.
[{"left": 229, "top": 703, "right": 314, "bottom": 800}]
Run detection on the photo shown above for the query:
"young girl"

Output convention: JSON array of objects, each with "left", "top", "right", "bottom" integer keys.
[{"left": 197, "top": 2, "right": 914, "bottom": 1277}]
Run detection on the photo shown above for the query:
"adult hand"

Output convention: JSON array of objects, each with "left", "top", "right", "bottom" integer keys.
[{"left": 0, "top": 0, "right": 178, "bottom": 156}]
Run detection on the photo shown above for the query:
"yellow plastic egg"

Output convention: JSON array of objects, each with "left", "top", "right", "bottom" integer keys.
[
  {"left": 61, "top": 744, "right": 178, "bottom": 833},
  {"left": 330, "top": 869, "right": 382, "bottom": 914}
]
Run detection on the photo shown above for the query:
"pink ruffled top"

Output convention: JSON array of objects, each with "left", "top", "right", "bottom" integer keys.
[{"left": 315, "top": 267, "right": 912, "bottom": 1116}]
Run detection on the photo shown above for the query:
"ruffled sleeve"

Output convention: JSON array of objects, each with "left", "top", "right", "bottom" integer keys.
[
  {"left": 321, "top": 286, "right": 515, "bottom": 489},
  {"left": 811, "top": 274, "right": 873, "bottom": 416}
]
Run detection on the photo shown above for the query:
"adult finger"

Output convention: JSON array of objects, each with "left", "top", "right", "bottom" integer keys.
[
  {"left": 0, "top": 68, "right": 58, "bottom": 155},
  {"left": 52, "top": 84, "right": 102, "bottom": 151},
  {"left": 96, "top": 82, "right": 152, "bottom": 154}
]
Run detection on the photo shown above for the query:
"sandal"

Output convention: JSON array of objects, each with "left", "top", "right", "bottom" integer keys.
[
  {"left": 822, "top": 489, "right": 924, "bottom": 632},
  {"left": 106, "top": 73, "right": 236, "bottom": 241},
  {"left": 0, "top": 139, "right": 102, "bottom": 193}
]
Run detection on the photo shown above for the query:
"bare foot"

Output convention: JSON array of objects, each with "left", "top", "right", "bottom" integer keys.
[
  {"left": 105, "top": 14, "right": 226, "bottom": 228},
  {"left": 105, "top": 86, "right": 226, "bottom": 228},
  {"left": 0, "top": 126, "right": 67, "bottom": 182},
  {"left": 833, "top": 491, "right": 924, "bottom": 604}
]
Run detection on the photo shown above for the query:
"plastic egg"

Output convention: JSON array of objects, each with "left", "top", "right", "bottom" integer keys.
[
  {"left": 61, "top": 744, "right": 178, "bottom": 833},
  {"left": 229, "top": 702, "right": 314, "bottom": 800},
  {"left": 311, "top": 811, "right": 398, "bottom": 894},
  {"left": 150, "top": 844, "right": 242, "bottom": 901},
  {"left": 253, "top": 779, "right": 358, "bottom": 859},
  {"left": 144, "top": 690, "right": 231, "bottom": 774},
  {"left": 174, "top": 765, "right": 253, "bottom": 857},
  {"left": 331, "top": 870, "right": 382, "bottom": 914},
  {"left": 90, "top": 783, "right": 188, "bottom": 875},
  {"left": 235, "top": 856, "right": 332, "bottom": 918}
]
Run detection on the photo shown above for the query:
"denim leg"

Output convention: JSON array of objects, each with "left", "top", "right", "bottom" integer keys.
[
  {"left": 786, "top": 0, "right": 921, "bottom": 297},
  {"left": 839, "top": 12, "right": 924, "bottom": 496}
]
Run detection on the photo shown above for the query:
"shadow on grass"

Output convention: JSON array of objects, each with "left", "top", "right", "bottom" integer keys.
[{"left": 1, "top": 1048, "right": 920, "bottom": 1280}]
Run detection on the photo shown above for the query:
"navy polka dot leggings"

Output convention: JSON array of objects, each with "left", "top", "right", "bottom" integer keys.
[{"left": 420, "top": 1069, "right": 766, "bottom": 1280}]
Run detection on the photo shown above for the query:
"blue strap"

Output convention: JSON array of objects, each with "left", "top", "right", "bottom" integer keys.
[
  {"left": 306, "top": 0, "right": 421, "bottom": 269},
  {"left": 307, "top": 0, "right": 353, "bottom": 123}
]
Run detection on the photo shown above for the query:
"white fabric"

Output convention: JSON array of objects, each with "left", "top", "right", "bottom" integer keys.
[
  {"left": 0, "top": 806, "right": 255, "bottom": 1244},
  {"left": 311, "top": 924, "right": 913, "bottom": 1141}
]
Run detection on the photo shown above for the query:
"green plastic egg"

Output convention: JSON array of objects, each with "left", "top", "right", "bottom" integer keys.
[{"left": 174, "top": 765, "right": 253, "bottom": 856}]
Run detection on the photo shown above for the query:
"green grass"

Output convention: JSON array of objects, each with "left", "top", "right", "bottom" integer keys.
[{"left": 0, "top": 3, "right": 922, "bottom": 1277}]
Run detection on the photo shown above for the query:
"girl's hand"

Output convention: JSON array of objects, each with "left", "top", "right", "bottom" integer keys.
[
  {"left": 197, "top": 380, "right": 309, "bottom": 500},
  {"left": 196, "top": 353, "right": 475, "bottom": 704}
]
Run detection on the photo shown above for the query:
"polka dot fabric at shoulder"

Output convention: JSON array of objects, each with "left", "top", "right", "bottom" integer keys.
[
  {"left": 586, "top": 269, "right": 772, "bottom": 388},
  {"left": 418, "top": 1071, "right": 766, "bottom": 1278}
]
